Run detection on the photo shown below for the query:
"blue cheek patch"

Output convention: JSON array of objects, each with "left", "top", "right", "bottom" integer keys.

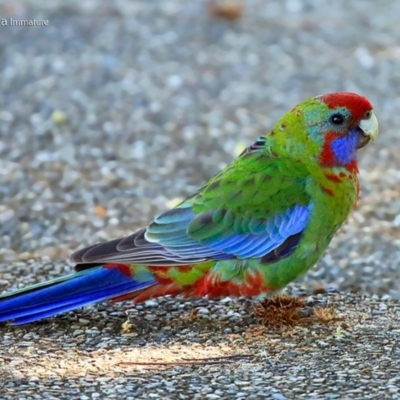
[{"left": 331, "top": 129, "right": 358, "bottom": 164}]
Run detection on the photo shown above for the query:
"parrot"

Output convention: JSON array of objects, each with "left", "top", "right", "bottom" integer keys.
[{"left": 0, "top": 92, "right": 379, "bottom": 325}]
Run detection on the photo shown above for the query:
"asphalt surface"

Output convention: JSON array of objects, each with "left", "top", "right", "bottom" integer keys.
[{"left": 1, "top": 0, "right": 400, "bottom": 399}]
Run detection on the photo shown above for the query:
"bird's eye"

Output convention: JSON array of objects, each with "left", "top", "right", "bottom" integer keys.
[
  {"left": 330, "top": 114, "right": 344, "bottom": 125},
  {"left": 363, "top": 110, "right": 372, "bottom": 119}
]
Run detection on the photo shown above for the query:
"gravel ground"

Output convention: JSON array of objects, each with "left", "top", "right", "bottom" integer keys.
[{"left": 0, "top": 0, "right": 400, "bottom": 398}]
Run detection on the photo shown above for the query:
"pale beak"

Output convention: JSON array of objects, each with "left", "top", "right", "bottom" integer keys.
[{"left": 357, "top": 110, "right": 379, "bottom": 149}]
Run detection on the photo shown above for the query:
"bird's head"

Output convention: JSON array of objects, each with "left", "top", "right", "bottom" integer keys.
[{"left": 269, "top": 92, "right": 379, "bottom": 172}]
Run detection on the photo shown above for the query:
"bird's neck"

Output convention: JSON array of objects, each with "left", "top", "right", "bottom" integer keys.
[{"left": 307, "top": 164, "right": 360, "bottom": 218}]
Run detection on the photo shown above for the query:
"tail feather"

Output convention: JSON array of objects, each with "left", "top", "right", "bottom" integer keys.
[
  {"left": 5, "top": 282, "right": 142, "bottom": 325},
  {"left": 0, "top": 267, "right": 155, "bottom": 325}
]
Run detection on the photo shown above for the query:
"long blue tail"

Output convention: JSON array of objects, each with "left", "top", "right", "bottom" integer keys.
[{"left": 0, "top": 266, "right": 154, "bottom": 325}]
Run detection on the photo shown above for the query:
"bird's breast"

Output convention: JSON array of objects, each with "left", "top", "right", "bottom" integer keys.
[{"left": 303, "top": 172, "right": 359, "bottom": 249}]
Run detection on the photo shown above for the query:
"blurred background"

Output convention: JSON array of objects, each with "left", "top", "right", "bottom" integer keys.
[{"left": 0, "top": 0, "right": 399, "bottom": 296}]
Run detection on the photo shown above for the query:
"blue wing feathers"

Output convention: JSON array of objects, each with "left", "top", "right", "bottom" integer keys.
[{"left": 145, "top": 203, "right": 311, "bottom": 261}]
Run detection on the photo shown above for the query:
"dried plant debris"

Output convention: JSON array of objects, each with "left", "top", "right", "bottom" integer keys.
[
  {"left": 208, "top": 1, "right": 244, "bottom": 20},
  {"left": 313, "top": 306, "right": 340, "bottom": 323},
  {"left": 253, "top": 295, "right": 343, "bottom": 329},
  {"left": 121, "top": 319, "right": 133, "bottom": 334}
]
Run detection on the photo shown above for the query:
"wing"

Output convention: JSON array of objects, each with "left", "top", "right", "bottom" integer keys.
[{"left": 71, "top": 147, "right": 312, "bottom": 267}]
